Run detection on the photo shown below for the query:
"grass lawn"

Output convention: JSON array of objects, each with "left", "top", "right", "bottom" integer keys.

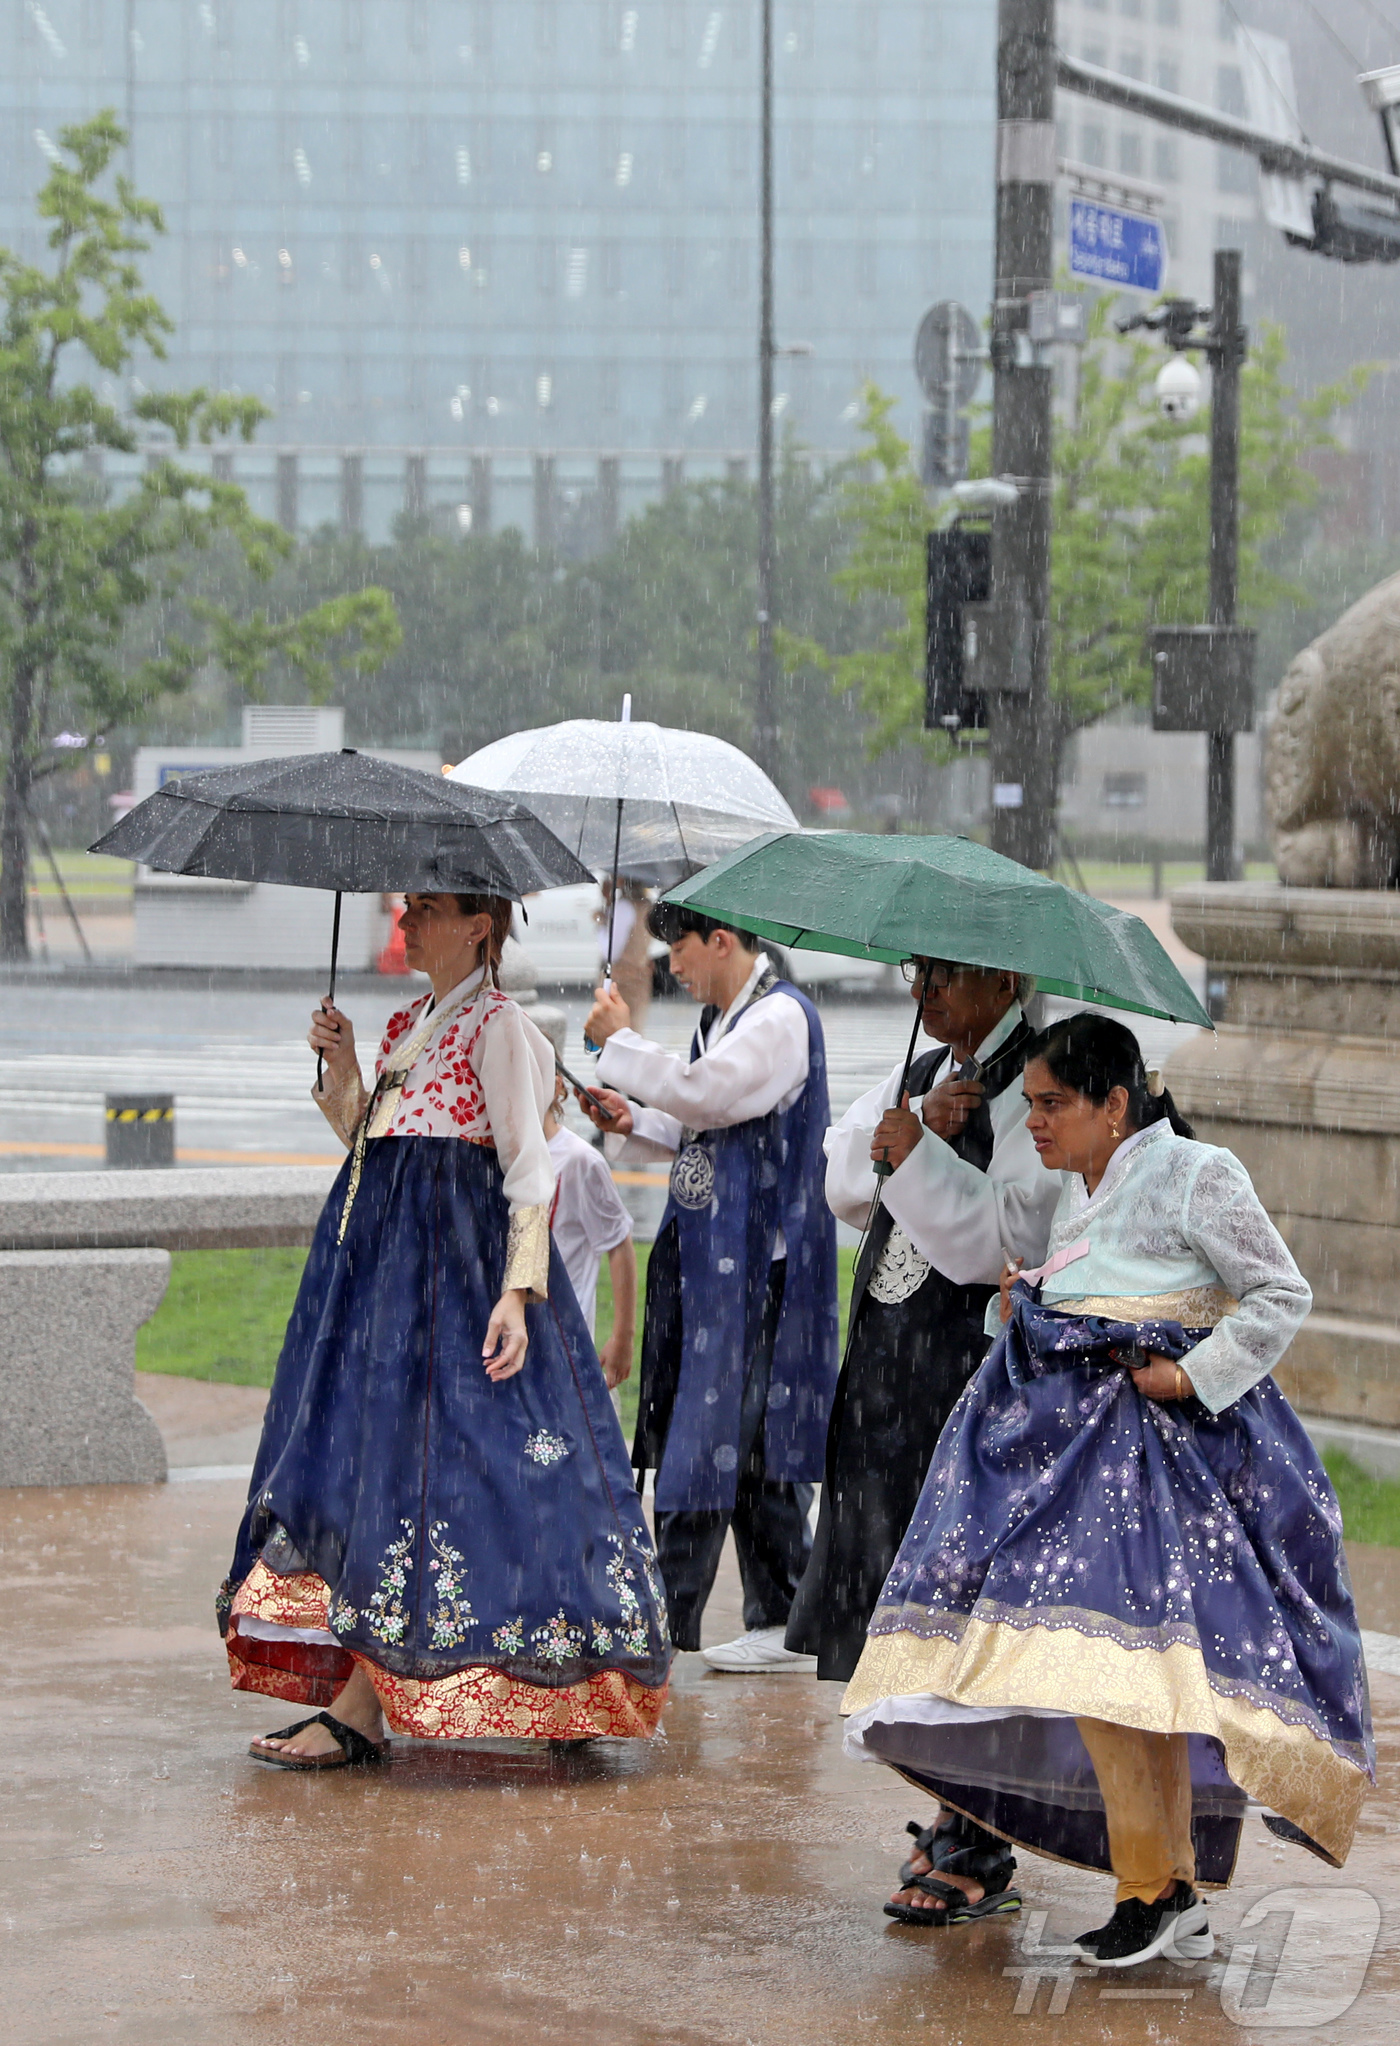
[
  {"left": 15, "top": 849, "right": 134, "bottom": 899},
  {"left": 1323, "top": 1452, "right": 1400, "bottom": 1550},
  {"left": 137, "top": 1248, "right": 1400, "bottom": 1550},
  {"left": 137, "top": 1247, "right": 311, "bottom": 1386}
]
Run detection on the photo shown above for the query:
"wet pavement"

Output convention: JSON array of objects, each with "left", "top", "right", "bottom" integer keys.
[{"left": 2, "top": 1462, "right": 1396, "bottom": 2046}]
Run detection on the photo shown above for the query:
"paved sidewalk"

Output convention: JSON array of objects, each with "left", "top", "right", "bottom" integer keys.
[{"left": 2, "top": 1448, "right": 1396, "bottom": 2044}]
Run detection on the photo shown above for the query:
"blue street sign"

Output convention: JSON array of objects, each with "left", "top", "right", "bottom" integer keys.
[{"left": 1068, "top": 198, "right": 1166, "bottom": 292}]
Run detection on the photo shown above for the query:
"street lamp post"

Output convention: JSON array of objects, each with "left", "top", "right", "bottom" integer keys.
[
  {"left": 988, "top": 0, "right": 1058, "bottom": 869},
  {"left": 1125, "top": 251, "right": 1252, "bottom": 889},
  {"left": 1206, "top": 250, "right": 1245, "bottom": 884},
  {"left": 753, "top": 0, "right": 780, "bottom": 785}
]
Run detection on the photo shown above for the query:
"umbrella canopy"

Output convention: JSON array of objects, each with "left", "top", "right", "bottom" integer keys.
[
  {"left": 664, "top": 830, "right": 1213, "bottom": 1029},
  {"left": 90, "top": 750, "right": 592, "bottom": 899},
  {"left": 450, "top": 718, "right": 799, "bottom": 884}
]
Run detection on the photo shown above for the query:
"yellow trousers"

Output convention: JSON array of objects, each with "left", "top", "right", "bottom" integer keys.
[{"left": 1076, "top": 1718, "right": 1196, "bottom": 1905}]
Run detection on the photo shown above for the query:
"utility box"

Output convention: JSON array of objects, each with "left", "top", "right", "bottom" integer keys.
[
  {"left": 964, "top": 591, "right": 1035, "bottom": 698},
  {"left": 1150, "top": 626, "right": 1256, "bottom": 733},
  {"left": 924, "top": 528, "right": 992, "bottom": 729}
]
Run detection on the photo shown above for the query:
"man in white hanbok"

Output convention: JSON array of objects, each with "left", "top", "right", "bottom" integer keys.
[
  {"left": 785, "top": 958, "right": 1061, "bottom": 1681},
  {"left": 581, "top": 905, "right": 839, "bottom": 1670}
]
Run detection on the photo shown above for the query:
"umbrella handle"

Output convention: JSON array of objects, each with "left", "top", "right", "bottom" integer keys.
[
  {"left": 871, "top": 995, "right": 926, "bottom": 1181},
  {"left": 589, "top": 775, "right": 628, "bottom": 1054},
  {"left": 316, "top": 891, "right": 344, "bottom": 1095},
  {"left": 583, "top": 964, "right": 612, "bottom": 1057}
]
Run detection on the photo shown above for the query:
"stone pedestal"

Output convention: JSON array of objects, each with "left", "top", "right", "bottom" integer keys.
[
  {"left": 0, "top": 1248, "right": 170, "bottom": 1486},
  {"left": 1166, "top": 886, "right": 1400, "bottom": 1430}
]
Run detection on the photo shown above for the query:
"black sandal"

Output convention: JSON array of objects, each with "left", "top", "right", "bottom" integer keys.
[
  {"left": 249, "top": 1711, "right": 387, "bottom": 1771},
  {"left": 886, "top": 1814, "right": 1021, "bottom": 1927},
  {"left": 898, "top": 1814, "right": 962, "bottom": 1887}
]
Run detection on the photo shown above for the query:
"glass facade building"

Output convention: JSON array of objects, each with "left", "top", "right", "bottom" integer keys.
[{"left": 2, "top": 1, "right": 995, "bottom": 538}]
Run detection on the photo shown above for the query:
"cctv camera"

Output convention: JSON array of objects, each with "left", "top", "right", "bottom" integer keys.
[
  {"left": 1154, "top": 355, "right": 1202, "bottom": 422},
  {"left": 947, "top": 477, "right": 1020, "bottom": 512}
]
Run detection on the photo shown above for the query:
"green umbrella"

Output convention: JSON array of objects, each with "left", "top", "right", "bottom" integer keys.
[{"left": 663, "top": 830, "right": 1212, "bottom": 1029}]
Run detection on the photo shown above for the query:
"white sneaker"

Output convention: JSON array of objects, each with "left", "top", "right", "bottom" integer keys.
[{"left": 700, "top": 1626, "right": 818, "bottom": 1673}]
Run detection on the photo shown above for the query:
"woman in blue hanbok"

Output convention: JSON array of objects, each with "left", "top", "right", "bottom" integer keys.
[
  {"left": 843, "top": 1015, "right": 1372, "bottom": 1967},
  {"left": 219, "top": 892, "right": 670, "bottom": 1766}
]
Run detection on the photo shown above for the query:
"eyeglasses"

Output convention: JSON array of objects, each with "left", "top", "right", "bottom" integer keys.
[{"left": 899, "top": 958, "right": 954, "bottom": 989}]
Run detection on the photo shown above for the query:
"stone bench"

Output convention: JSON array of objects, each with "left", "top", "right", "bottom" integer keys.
[{"left": 0, "top": 1166, "right": 337, "bottom": 1488}]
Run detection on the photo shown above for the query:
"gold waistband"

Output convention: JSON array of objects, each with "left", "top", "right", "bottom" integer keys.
[{"left": 1055, "top": 1285, "right": 1238, "bottom": 1328}]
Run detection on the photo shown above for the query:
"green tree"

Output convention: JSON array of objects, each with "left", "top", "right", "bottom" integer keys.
[
  {"left": 0, "top": 113, "right": 399, "bottom": 958},
  {"left": 155, "top": 451, "right": 877, "bottom": 809},
  {"left": 802, "top": 307, "right": 1366, "bottom": 800},
  {"left": 774, "top": 388, "right": 928, "bottom": 757}
]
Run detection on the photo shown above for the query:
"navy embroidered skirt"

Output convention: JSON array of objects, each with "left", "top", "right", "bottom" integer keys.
[{"left": 221, "top": 1136, "right": 670, "bottom": 1739}]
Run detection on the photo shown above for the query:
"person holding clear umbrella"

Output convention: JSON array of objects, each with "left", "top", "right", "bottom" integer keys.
[{"left": 580, "top": 902, "right": 840, "bottom": 1668}]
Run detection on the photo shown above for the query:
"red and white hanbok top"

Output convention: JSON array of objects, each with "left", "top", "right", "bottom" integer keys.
[{"left": 314, "top": 965, "right": 556, "bottom": 1294}]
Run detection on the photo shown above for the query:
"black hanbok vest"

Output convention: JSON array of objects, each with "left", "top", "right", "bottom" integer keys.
[{"left": 786, "top": 1015, "right": 1035, "bottom": 1681}]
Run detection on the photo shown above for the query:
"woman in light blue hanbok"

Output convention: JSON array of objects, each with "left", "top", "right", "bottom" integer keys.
[{"left": 844, "top": 1016, "right": 1372, "bottom": 1969}]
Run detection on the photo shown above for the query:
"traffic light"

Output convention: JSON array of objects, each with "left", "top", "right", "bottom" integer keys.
[{"left": 924, "top": 528, "right": 992, "bottom": 732}]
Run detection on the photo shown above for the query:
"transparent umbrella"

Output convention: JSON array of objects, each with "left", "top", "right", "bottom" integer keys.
[{"left": 450, "top": 711, "right": 799, "bottom": 891}]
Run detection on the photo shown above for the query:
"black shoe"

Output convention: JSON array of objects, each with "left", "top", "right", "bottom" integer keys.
[
  {"left": 1074, "top": 1914, "right": 1116, "bottom": 1958},
  {"left": 1077, "top": 1886, "right": 1211, "bottom": 1967}
]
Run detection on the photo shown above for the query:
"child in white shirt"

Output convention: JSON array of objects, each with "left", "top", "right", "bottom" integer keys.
[{"left": 544, "top": 1074, "right": 637, "bottom": 1390}]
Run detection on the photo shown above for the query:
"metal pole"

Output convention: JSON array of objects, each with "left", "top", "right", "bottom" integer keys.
[
  {"left": 33, "top": 815, "right": 92, "bottom": 962},
  {"left": 125, "top": 0, "right": 136, "bottom": 173},
  {"left": 989, "top": 0, "right": 1057, "bottom": 870},
  {"left": 1207, "top": 250, "right": 1244, "bottom": 884},
  {"left": 753, "top": 0, "right": 779, "bottom": 784}
]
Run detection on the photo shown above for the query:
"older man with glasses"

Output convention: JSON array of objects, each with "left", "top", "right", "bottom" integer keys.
[{"left": 785, "top": 956, "right": 1061, "bottom": 1686}]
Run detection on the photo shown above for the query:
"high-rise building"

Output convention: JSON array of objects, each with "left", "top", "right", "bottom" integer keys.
[{"left": 1, "top": 2, "right": 997, "bottom": 541}]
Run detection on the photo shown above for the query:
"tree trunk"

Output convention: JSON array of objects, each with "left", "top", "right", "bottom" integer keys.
[
  {"left": 1046, "top": 708, "right": 1076, "bottom": 878},
  {"left": 0, "top": 653, "right": 38, "bottom": 962}
]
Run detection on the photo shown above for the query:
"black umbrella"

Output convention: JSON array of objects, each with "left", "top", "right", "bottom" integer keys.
[{"left": 92, "top": 748, "right": 591, "bottom": 1074}]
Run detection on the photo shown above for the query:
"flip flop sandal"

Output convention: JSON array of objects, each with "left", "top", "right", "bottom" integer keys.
[{"left": 249, "top": 1712, "right": 386, "bottom": 1771}]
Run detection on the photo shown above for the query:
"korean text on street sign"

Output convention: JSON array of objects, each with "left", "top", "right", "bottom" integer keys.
[{"left": 1068, "top": 199, "right": 1165, "bottom": 293}]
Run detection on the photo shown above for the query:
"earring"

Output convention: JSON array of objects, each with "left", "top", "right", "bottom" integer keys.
[{"left": 1110, "top": 1122, "right": 1121, "bottom": 1140}]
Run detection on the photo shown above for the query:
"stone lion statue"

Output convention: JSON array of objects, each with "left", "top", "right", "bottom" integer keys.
[{"left": 1266, "top": 568, "right": 1400, "bottom": 887}]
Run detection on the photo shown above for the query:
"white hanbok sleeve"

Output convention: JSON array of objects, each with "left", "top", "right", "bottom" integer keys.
[
  {"left": 473, "top": 1003, "right": 556, "bottom": 1300},
  {"left": 822, "top": 1067, "right": 904, "bottom": 1229},
  {"left": 595, "top": 997, "right": 809, "bottom": 1129},
  {"left": 881, "top": 1099, "right": 1061, "bottom": 1284},
  {"left": 1175, "top": 1149, "right": 1313, "bottom": 1413},
  {"left": 602, "top": 1105, "right": 685, "bottom": 1167}
]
